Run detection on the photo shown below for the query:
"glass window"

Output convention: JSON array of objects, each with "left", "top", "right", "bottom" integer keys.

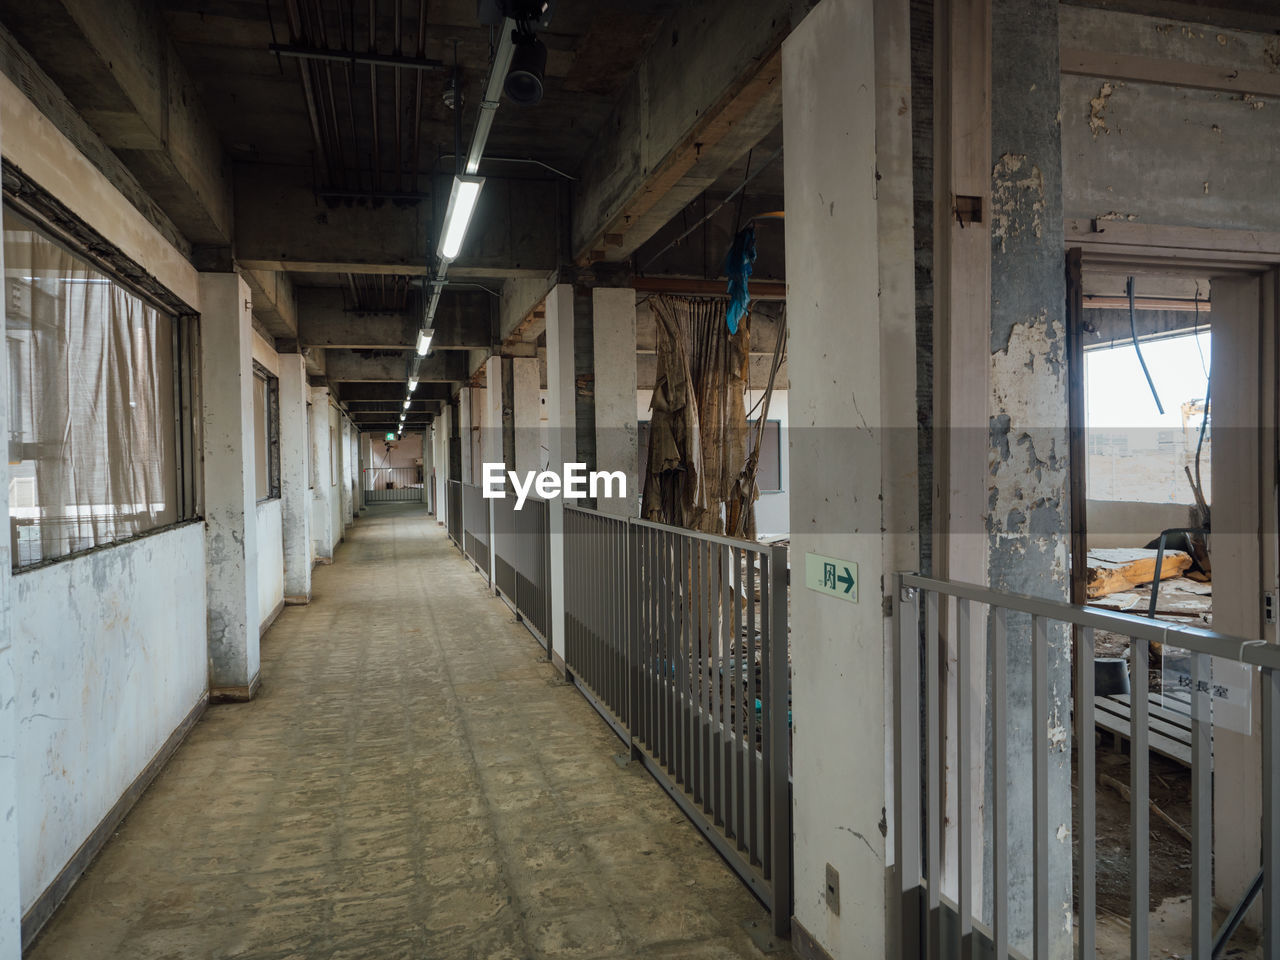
[
  {"left": 5, "top": 206, "right": 185, "bottom": 568},
  {"left": 253, "top": 364, "right": 279, "bottom": 501}
]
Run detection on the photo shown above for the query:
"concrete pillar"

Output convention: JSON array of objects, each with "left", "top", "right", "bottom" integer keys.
[
  {"left": 544, "top": 283, "right": 575, "bottom": 669},
  {"left": 513, "top": 357, "right": 541, "bottom": 476},
  {"left": 459, "top": 388, "right": 474, "bottom": 483},
  {"left": 311, "top": 386, "right": 335, "bottom": 561},
  {"left": 422, "top": 428, "right": 434, "bottom": 510},
  {"left": 986, "top": 2, "right": 1072, "bottom": 952},
  {"left": 591, "top": 288, "right": 639, "bottom": 517},
  {"left": 278, "top": 354, "right": 312, "bottom": 603},
  {"left": 782, "top": 0, "right": 918, "bottom": 953},
  {"left": 340, "top": 418, "right": 353, "bottom": 528},
  {"left": 434, "top": 410, "right": 449, "bottom": 524},
  {"left": 483, "top": 355, "right": 504, "bottom": 470},
  {"left": 199, "top": 273, "right": 260, "bottom": 700},
  {"left": 0, "top": 105, "right": 22, "bottom": 958}
]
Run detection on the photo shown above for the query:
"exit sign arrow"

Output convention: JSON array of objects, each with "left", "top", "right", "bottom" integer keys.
[{"left": 803, "top": 552, "right": 859, "bottom": 604}]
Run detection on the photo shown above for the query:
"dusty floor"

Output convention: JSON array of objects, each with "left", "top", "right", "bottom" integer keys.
[{"left": 29, "top": 503, "right": 787, "bottom": 960}]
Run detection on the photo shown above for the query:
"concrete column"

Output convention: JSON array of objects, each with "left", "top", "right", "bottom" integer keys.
[
  {"left": 459, "top": 388, "right": 473, "bottom": 483},
  {"left": 311, "top": 387, "right": 335, "bottom": 561},
  {"left": 544, "top": 283, "right": 575, "bottom": 669},
  {"left": 434, "top": 410, "right": 449, "bottom": 524},
  {"left": 782, "top": 0, "right": 918, "bottom": 953},
  {"left": 278, "top": 354, "right": 312, "bottom": 604},
  {"left": 199, "top": 272, "right": 260, "bottom": 700},
  {"left": 0, "top": 106, "right": 21, "bottom": 957},
  {"left": 339, "top": 417, "right": 354, "bottom": 529},
  {"left": 591, "top": 288, "right": 638, "bottom": 517},
  {"left": 483, "top": 355, "right": 504, "bottom": 470},
  {"left": 512, "top": 357, "right": 541, "bottom": 476},
  {"left": 421, "top": 428, "right": 434, "bottom": 509},
  {"left": 987, "top": 2, "right": 1072, "bottom": 952}
]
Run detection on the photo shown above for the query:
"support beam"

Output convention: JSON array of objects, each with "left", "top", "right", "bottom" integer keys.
[
  {"left": 544, "top": 284, "right": 575, "bottom": 670},
  {"left": 278, "top": 354, "right": 312, "bottom": 604},
  {"left": 324, "top": 350, "right": 466, "bottom": 383},
  {"left": 572, "top": 0, "right": 806, "bottom": 262},
  {"left": 235, "top": 164, "right": 558, "bottom": 276},
  {"left": 592, "top": 287, "right": 638, "bottom": 518},
  {"left": 243, "top": 268, "right": 297, "bottom": 341},
  {"left": 199, "top": 273, "right": 259, "bottom": 700},
  {"left": 337, "top": 383, "right": 451, "bottom": 402},
  {"left": 295, "top": 288, "right": 493, "bottom": 350},
  {"left": 0, "top": 0, "right": 232, "bottom": 245}
]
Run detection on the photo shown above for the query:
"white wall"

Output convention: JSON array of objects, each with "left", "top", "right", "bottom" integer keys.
[
  {"left": 13, "top": 524, "right": 207, "bottom": 914},
  {"left": 256, "top": 499, "right": 284, "bottom": 632},
  {"left": 368, "top": 433, "right": 422, "bottom": 470},
  {"left": 328, "top": 403, "right": 343, "bottom": 551},
  {"left": 1087, "top": 499, "right": 1196, "bottom": 550}
]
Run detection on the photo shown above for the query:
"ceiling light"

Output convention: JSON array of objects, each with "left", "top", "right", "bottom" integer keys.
[
  {"left": 416, "top": 330, "right": 432, "bottom": 356},
  {"left": 408, "top": 378, "right": 418, "bottom": 393},
  {"left": 403, "top": 399, "right": 411, "bottom": 409},
  {"left": 439, "top": 175, "right": 484, "bottom": 261},
  {"left": 505, "top": 32, "right": 547, "bottom": 105},
  {"left": 400, "top": 413, "right": 406, "bottom": 422}
]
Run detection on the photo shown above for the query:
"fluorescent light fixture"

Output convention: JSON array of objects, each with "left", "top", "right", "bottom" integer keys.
[
  {"left": 403, "top": 399, "right": 411, "bottom": 409},
  {"left": 416, "top": 330, "right": 432, "bottom": 357},
  {"left": 439, "top": 175, "right": 484, "bottom": 261},
  {"left": 400, "top": 413, "right": 406, "bottom": 422},
  {"left": 408, "top": 378, "right": 418, "bottom": 393}
]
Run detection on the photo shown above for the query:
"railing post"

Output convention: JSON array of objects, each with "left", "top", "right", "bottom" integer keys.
[
  {"left": 1264, "top": 666, "right": 1280, "bottom": 959},
  {"left": 627, "top": 518, "right": 642, "bottom": 759},
  {"left": 767, "top": 543, "right": 791, "bottom": 938},
  {"left": 893, "top": 575, "right": 921, "bottom": 960}
]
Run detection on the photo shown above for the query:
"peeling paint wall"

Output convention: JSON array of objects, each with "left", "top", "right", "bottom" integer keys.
[
  {"left": 989, "top": 0, "right": 1073, "bottom": 955},
  {"left": 13, "top": 524, "right": 206, "bottom": 915},
  {"left": 1061, "top": 6, "right": 1280, "bottom": 232}
]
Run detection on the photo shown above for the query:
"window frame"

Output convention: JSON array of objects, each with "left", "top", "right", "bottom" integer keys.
[
  {"left": 252, "top": 361, "right": 281, "bottom": 502},
  {"left": 3, "top": 172, "right": 203, "bottom": 572}
]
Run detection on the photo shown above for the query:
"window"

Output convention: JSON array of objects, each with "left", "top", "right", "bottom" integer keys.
[
  {"left": 253, "top": 363, "right": 280, "bottom": 501},
  {"left": 4, "top": 205, "right": 196, "bottom": 569}
]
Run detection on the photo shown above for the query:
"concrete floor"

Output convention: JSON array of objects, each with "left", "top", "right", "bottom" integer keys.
[{"left": 29, "top": 503, "right": 788, "bottom": 960}]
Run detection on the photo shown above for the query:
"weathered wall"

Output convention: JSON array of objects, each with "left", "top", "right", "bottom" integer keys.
[
  {"left": 989, "top": 0, "right": 1072, "bottom": 952},
  {"left": 328, "top": 404, "right": 344, "bottom": 550},
  {"left": 310, "top": 387, "right": 335, "bottom": 561},
  {"left": 13, "top": 524, "right": 206, "bottom": 914},
  {"left": 256, "top": 499, "right": 284, "bottom": 634},
  {"left": 0, "top": 72, "right": 198, "bottom": 308},
  {"left": 1061, "top": 6, "right": 1280, "bottom": 232}
]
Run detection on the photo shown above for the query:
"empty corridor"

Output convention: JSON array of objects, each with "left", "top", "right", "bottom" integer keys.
[{"left": 27, "top": 503, "right": 787, "bottom": 960}]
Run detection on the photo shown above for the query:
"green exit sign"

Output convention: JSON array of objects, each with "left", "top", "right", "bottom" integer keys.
[{"left": 385, "top": 432, "right": 396, "bottom": 442}]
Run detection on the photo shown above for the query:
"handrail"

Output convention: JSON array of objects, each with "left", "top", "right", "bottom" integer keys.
[{"left": 901, "top": 572, "right": 1278, "bottom": 669}]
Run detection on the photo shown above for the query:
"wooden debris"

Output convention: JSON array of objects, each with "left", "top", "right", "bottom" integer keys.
[
  {"left": 1100, "top": 773, "right": 1193, "bottom": 844},
  {"left": 1086, "top": 548, "right": 1193, "bottom": 599}
]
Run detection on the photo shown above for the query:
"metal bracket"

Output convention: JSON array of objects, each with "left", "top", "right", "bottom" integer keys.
[{"left": 1266, "top": 590, "right": 1277, "bottom": 627}]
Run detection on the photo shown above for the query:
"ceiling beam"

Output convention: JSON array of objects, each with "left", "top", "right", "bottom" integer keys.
[
  {"left": 1060, "top": 47, "right": 1280, "bottom": 98},
  {"left": 243, "top": 268, "right": 297, "bottom": 339},
  {"left": 234, "top": 164, "right": 560, "bottom": 277},
  {"left": 0, "top": 0, "right": 232, "bottom": 245},
  {"left": 335, "top": 382, "right": 451, "bottom": 402},
  {"left": 325, "top": 350, "right": 466, "bottom": 383},
  {"left": 572, "top": 0, "right": 802, "bottom": 263}
]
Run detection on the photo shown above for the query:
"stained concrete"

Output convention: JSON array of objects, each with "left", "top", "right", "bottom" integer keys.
[{"left": 27, "top": 503, "right": 785, "bottom": 960}]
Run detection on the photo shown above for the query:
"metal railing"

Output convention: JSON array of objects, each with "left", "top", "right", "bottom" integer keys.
[
  {"left": 492, "top": 494, "right": 552, "bottom": 650},
  {"left": 446, "top": 480, "right": 462, "bottom": 548},
  {"left": 893, "top": 572, "right": 1280, "bottom": 960},
  {"left": 363, "top": 466, "right": 422, "bottom": 502},
  {"left": 563, "top": 506, "right": 792, "bottom": 937},
  {"left": 461, "top": 481, "right": 490, "bottom": 579}
]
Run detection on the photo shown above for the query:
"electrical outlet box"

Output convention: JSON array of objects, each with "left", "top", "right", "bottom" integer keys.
[
  {"left": 825, "top": 862, "right": 840, "bottom": 915},
  {"left": 1266, "top": 590, "right": 1277, "bottom": 626}
]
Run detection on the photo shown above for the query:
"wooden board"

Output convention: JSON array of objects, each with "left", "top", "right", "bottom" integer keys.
[{"left": 1086, "top": 547, "right": 1192, "bottom": 599}]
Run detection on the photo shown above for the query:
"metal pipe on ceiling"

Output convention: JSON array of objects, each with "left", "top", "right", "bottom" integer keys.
[
  {"left": 282, "top": 0, "right": 332, "bottom": 185},
  {"left": 410, "top": 0, "right": 427, "bottom": 197},
  {"left": 368, "top": 0, "right": 381, "bottom": 195}
]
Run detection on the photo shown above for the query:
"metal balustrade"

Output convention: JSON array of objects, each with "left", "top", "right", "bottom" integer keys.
[
  {"left": 460, "top": 482, "right": 490, "bottom": 579},
  {"left": 446, "top": 480, "right": 462, "bottom": 549},
  {"left": 363, "top": 467, "right": 422, "bottom": 502},
  {"left": 893, "top": 572, "right": 1280, "bottom": 960},
  {"left": 492, "top": 494, "right": 552, "bottom": 651},
  {"left": 563, "top": 506, "right": 792, "bottom": 938}
]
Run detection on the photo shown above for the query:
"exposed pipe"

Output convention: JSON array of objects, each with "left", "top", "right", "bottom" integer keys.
[
  {"left": 282, "top": 0, "right": 332, "bottom": 185},
  {"left": 1127, "top": 276, "right": 1165, "bottom": 415},
  {"left": 410, "top": 0, "right": 427, "bottom": 197},
  {"left": 368, "top": 0, "right": 381, "bottom": 195}
]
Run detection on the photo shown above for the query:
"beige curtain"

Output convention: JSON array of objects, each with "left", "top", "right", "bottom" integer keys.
[
  {"left": 641, "top": 296, "right": 750, "bottom": 534},
  {"left": 4, "top": 207, "right": 178, "bottom": 567}
]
